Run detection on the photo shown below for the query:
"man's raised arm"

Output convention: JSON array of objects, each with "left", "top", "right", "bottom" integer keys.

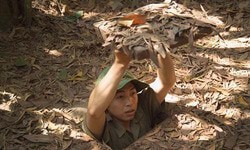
[
  {"left": 150, "top": 53, "right": 176, "bottom": 103},
  {"left": 86, "top": 50, "right": 131, "bottom": 139}
]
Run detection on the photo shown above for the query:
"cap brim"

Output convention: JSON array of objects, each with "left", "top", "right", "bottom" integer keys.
[
  {"left": 117, "top": 78, "right": 134, "bottom": 90},
  {"left": 118, "top": 79, "right": 148, "bottom": 92},
  {"left": 96, "top": 66, "right": 149, "bottom": 91}
]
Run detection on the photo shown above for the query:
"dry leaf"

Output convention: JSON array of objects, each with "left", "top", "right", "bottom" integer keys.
[
  {"left": 62, "top": 140, "right": 72, "bottom": 150},
  {"left": 224, "top": 134, "right": 238, "bottom": 149},
  {"left": 198, "top": 135, "right": 211, "bottom": 141},
  {"left": 211, "top": 87, "right": 230, "bottom": 96},
  {"left": 70, "top": 131, "right": 93, "bottom": 142},
  {"left": 214, "top": 116, "right": 233, "bottom": 127},
  {"left": 213, "top": 125, "right": 223, "bottom": 132},
  {"left": 238, "top": 95, "right": 249, "bottom": 107},
  {"left": 209, "top": 143, "right": 216, "bottom": 150},
  {"left": 145, "top": 137, "right": 159, "bottom": 142},
  {"left": 23, "top": 134, "right": 54, "bottom": 143},
  {"left": 146, "top": 126, "right": 161, "bottom": 137},
  {"left": 68, "top": 70, "right": 86, "bottom": 81},
  {"left": 185, "top": 100, "right": 199, "bottom": 107},
  {"left": 169, "top": 131, "right": 180, "bottom": 138},
  {"left": 118, "top": 14, "right": 146, "bottom": 27},
  {"left": 121, "top": 14, "right": 146, "bottom": 25},
  {"left": 30, "top": 57, "right": 41, "bottom": 70},
  {"left": 47, "top": 121, "right": 58, "bottom": 130},
  {"left": 48, "top": 50, "right": 63, "bottom": 57},
  {"left": 117, "top": 20, "right": 134, "bottom": 27}
]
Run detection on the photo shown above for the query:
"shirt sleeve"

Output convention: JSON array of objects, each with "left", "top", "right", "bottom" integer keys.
[{"left": 81, "top": 119, "right": 102, "bottom": 142}]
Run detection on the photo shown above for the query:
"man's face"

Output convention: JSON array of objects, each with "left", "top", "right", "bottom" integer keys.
[{"left": 108, "top": 82, "right": 138, "bottom": 122}]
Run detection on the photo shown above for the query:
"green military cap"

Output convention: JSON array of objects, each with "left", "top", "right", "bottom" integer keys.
[{"left": 95, "top": 66, "right": 148, "bottom": 91}]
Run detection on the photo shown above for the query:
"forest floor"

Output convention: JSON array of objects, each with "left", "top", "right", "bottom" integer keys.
[{"left": 0, "top": 0, "right": 250, "bottom": 149}]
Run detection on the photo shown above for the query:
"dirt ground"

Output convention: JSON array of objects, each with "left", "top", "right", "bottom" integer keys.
[{"left": 0, "top": 0, "right": 249, "bottom": 149}]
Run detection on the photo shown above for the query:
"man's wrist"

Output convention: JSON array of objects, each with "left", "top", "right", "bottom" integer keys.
[{"left": 113, "top": 60, "right": 129, "bottom": 68}]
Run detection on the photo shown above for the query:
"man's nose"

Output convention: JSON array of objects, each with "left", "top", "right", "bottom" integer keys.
[{"left": 125, "top": 96, "right": 133, "bottom": 106}]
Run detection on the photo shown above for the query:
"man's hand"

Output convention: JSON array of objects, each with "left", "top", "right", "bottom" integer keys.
[
  {"left": 114, "top": 49, "right": 131, "bottom": 67},
  {"left": 122, "top": 40, "right": 169, "bottom": 67},
  {"left": 150, "top": 53, "right": 176, "bottom": 103}
]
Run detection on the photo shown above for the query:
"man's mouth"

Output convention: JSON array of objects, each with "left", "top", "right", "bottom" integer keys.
[{"left": 125, "top": 109, "right": 135, "bottom": 115}]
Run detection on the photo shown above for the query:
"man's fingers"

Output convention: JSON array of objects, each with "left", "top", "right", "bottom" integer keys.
[
  {"left": 153, "top": 43, "right": 166, "bottom": 58},
  {"left": 147, "top": 40, "right": 160, "bottom": 67}
]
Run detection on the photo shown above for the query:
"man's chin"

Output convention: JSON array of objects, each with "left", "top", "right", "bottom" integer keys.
[{"left": 125, "top": 114, "right": 135, "bottom": 121}]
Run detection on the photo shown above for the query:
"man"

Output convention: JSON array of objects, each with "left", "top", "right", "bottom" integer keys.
[{"left": 83, "top": 49, "right": 176, "bottom": 149}]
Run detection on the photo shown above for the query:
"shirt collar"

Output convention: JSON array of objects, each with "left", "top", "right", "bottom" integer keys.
[
  {"left": 107, "top": 114, "right": 126, "bottom": 138},
  {"left": 106, "top": 105, "right": 144, "bottom": 138}
]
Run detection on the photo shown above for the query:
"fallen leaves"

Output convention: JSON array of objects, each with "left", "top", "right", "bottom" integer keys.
[
  {"left": 68, "top": 70, "right": 87, "bottom": 81},
  {"left": 23, "top": 134, "right": 55, "bottom": 143},
  {"left": 45, "top": 49, "right": 63, "bottom": 57},
  {"left": 95, "top": 1, "right": 219, "bottom": 65},
  {"left": 224, "top": 133, "right": 238, "bottom": 149},
  {"left": 118, "top": 14, "right": 146, "bottom": 27},
  {"left": 238, "top": 95, "right": 249, "bottom": 107},
  {"left": 117, "top": 19, "right": 134, "bottom": 27}
]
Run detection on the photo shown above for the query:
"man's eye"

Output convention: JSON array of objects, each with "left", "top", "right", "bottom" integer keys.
[
  {"left": 117, "top": 95, "right": 124, "bottom": 99},
  {"left": 131, "top": 91, "right": 137, "bottom": 96}
]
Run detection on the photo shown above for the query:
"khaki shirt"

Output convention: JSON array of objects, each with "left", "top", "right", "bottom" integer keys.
[{"left": 83, "top": 86, "right": 162, "bottom": 150}]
